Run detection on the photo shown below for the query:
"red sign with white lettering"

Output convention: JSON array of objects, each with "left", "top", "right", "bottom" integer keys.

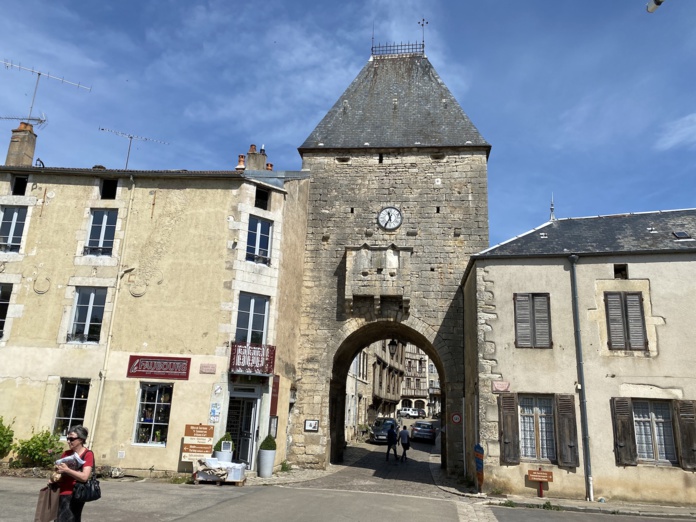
[{"left": 127, "top": 355, "right": 191, "bottom": 380}]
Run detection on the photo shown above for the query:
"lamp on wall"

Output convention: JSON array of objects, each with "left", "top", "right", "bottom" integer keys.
[{"left": 388, "top": 339, "right": 398, "bottom": 357}]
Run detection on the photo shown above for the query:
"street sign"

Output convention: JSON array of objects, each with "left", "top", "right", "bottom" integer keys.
[
  {"left": 181, "top": 424, "right": 214, "bottom": 462},
  {"left": 528, "top": 470, "right": 553, "bottom": 483},
  {"left": 451, "top": 413, "right": 462, "bottom": 424}
]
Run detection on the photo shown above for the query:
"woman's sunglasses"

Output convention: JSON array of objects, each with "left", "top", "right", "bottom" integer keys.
[{"left": 66, "top": 437, "right": 80, "bottom": 442}]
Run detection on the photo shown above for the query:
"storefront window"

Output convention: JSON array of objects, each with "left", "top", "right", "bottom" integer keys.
[{"left": 134, "top": 383, "right": 172, "bottom": 445}]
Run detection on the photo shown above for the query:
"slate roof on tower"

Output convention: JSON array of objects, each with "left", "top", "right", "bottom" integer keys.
[{"left": 299, "top": 52, "right": 489, "bottom": 152}]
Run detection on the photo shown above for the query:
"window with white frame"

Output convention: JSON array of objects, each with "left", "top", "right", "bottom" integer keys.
[
  {"left": 235, "top": 292, "right": 269, "bottom": 345},
  {"left": 0, "top": 206, "right": 27, "bottom": 252},
  {"left": 0, "top": 283, "right": 12, "bottom": 338},
  {"left": 245, "top": 216, "right": 272, "bottom": 265},
  {"left": 68, "top": 287, "right": 107, "bottom": 343},
  {"left": 53, "top": 379, "right": 90, "bottom": 437},
  {"left": 84, "top": 209, "right": 117, "bottom": 256},
  {"left": 134, "top": 383, "right": 172, "bottom": 444},
  {"left": 519, "top": 395, "right": 556, "bottom": 461},
  {"left": 633, "top": 400, "right": 677, "bottom": 463}
]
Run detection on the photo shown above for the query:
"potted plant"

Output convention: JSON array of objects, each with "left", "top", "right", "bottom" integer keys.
[
  {"left": 257, "top": 434, "right": 276, "bottom": 478},
  {"left": 213, "top": 432, "right": 234, "bottom": 463}
]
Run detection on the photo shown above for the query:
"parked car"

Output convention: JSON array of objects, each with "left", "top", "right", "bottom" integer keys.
[
  {"left": 417, "top": 409, "right": 427, "bottom": 418},
  {"left": 410, "top": 421, "right": 437, "bottom": 444},
  {"left": 369, "top": 418, "right": 398, "bottom": 444},
  {"left": 398, "top": 408, "right": 419, "bottom": 418}
]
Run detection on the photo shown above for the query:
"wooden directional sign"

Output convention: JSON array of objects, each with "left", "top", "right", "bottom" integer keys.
[
  {"left": 528, "top": 470, "right": 553, "bottom": 483},
  {"left": 181, "top": 424, "right": 214, "bottom": 462}
]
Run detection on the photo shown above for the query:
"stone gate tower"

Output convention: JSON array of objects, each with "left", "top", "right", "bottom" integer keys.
[{"left": 290, "top": 46, "right": 490, "bottom": 474}]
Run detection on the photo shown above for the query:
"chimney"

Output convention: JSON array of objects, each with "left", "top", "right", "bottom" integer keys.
[
  {"left": 245, "top": 143, "right": 268, "bottom": 170},
  {"left": 235, "top": 154, "right": 246, "bottom": 171},
  {"left": 266, "top": 163, "right": 273, "bottom": 171},
  {"left": 5, "top": 122, "right": 37, "bottom": 167}
]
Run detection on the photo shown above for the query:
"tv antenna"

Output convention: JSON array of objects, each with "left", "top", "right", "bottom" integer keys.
[
  {"left": 99, "top": 127, "right": 169, "bottom": 170},
  {"left": 0, "top": 113, "right": 47, "bottom": 128},
  {"left": 2, "top": 59, "right": 91, "bottom": 123}
]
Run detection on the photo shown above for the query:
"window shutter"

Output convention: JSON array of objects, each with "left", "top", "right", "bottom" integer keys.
[
  {"left": 533, "top": 294, "right": 551, "bottom": 348},
  {"left": 514, "top": 294, "right": 532, "bottom": 348},
  {"left": 605, "top": 293, "right": 627, "bottom": 349},
  {"left": 611, "top": 397, "right": 637, "bottom": 466},
  {"left": 555, "top": 394, "right": 579, "bottom": 467},
  {"left": 674, "top": 400, "right": 696, "bottom": 471},
  {"left": 625, "top": 293, "right": 647, "bottom": 350},
  {"left": 499, "top": 393, "right": 520, "bottom": 465}
]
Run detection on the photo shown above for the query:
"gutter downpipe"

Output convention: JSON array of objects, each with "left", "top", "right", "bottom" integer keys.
[
  {"left": 568, "top": 254, "right": 594, "bottom": 502},
  {"left": 90, "top": 174, "right": 136, "bottom": 445}
]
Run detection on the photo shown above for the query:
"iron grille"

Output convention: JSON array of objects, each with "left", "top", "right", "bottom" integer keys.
[
  {"left": 230, "top": 342, "right": 276, "bottom": 375},
  {"left": 371, "top": 42, "right": 424, "bottom": 57}
]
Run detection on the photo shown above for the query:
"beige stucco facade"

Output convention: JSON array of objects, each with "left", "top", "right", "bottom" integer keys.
[
  {"left": 0, "top": 156, "right": 309, "bottom": 476},
  {"left": 464, "top": 252, "right": 696, "bottom": 504}
]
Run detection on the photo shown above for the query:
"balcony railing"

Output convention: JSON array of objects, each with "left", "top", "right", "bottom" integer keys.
[
  {"left": 230, "top": 342, "right": 275, "bottom": 375},
  {"left": 402, "top": 387, "right": 428, "bottom": 398}
]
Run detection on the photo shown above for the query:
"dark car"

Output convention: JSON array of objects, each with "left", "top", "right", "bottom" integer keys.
[
  {"left": 410, "top": 421, "right": 437, "bottom": 444},
  {"left": 417, "top": 409, "right": 427, "bottom": 419},
  {"left": 369, "top": 418, "right": 398, "bottom": 444}
]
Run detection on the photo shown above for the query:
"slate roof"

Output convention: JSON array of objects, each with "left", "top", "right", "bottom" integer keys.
[
  {"left": 477, "top": 209, "right": 696, "bottom": 258},
  {"left": 299, "top": 53, "right": 489, "bottom": 152}
]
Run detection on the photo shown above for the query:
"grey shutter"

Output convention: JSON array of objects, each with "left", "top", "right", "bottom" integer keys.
[
  {"left": 611, "top": 397, "right": 637, "bottom": 466},
  {"left": 625, "top": 293, "right": 647, "bottom": 350},
  {"left": 674, "top": 400, "right": 696, "bottom": 471},
  {"left": 514, "top": 294, "right": 532, "bottom": 348},
  {"left": 555, "top": 394, "right": 579, "bottom": 467},
  {"left": 533, "top": 294, "right": 551, "bottom": 348},
  {"left": 499, "top": 393, "right": 520, "bottom": 464},
  {"left": 605, "top": 293, "right": 627, "bottom": 350}
]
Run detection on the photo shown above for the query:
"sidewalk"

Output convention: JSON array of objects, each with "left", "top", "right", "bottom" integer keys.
[{"left": 247, "top": 440, "right": 696, "bottom": 520}]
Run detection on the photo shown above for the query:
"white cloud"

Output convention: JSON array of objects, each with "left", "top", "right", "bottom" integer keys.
[{"left": 655, "top": 113, "right": 696, "bottom": 151}]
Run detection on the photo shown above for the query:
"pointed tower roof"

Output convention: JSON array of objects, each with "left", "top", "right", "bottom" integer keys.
[{"left": 299, "top": 52, "right": 489, "bottom": 153}]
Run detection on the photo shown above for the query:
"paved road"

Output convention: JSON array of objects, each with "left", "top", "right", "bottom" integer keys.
[{"left": 491, "top": 506, "right": 685, "bottom": 521}]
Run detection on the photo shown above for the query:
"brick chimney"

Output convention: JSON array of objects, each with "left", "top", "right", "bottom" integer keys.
[
  {"left": 245, "top": 144, "right": 268, "bottom": 170},
  {"left": 5, "top": 122, "right": 37, "bottom": 167}
]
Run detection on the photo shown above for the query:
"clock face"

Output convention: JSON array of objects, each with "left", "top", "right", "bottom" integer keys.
[{"left": 378, "top": 207, "right": 403, "bottom": 230}]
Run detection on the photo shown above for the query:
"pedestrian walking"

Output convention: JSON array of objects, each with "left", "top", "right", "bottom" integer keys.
[
  {"left": 386, "top": 424, "right": 398, "bottom": 461},
  {"left": 51, "top": 425, "right": 94, "bottom": 522},
  {"left": 398, "top": 425, "right": 410, "bottom": 462}
]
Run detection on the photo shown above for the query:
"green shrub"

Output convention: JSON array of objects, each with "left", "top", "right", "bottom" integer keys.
[
  {"left": 11, "top": 429, "right": 64, "bottom": 468},
  {"left": 0, "top": 417, "right": 14, "bottom": 460},
  {"left": 280, "top": 460, "right": 292, "bottom": 472},
  {"left": 213, "top": 432, "right": 234, "bottom": 453},
  {"left": 259, "top": 434, "right": 276, "bottom": 451}
]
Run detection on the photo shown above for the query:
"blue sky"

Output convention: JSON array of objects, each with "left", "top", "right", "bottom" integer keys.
[{"left": 1, "top": 0, "right": 695, "bottom": 245}]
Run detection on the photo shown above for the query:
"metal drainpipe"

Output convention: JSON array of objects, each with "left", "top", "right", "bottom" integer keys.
[
  {"left": 568, "top": 254, "right": 594, "bottom": 502},
  {"left": 89, "top": 174, "right": 136, "bottom": 445}
]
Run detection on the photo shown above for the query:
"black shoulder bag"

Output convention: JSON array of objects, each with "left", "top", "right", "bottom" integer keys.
[{"left": 73, "top": 451, "right": 101, "bottom": 502}]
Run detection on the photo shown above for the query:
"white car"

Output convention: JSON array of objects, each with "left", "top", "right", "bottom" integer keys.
[{"left": 399, "top": 408, "right": 419, "bottom": 418}]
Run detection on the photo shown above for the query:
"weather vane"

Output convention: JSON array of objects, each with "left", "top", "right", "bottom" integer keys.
[{"left": 418, "top": 18, "right": 428, "bottom": 48}]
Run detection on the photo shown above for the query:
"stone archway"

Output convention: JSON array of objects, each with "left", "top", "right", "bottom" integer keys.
[{"left": 324, "top": 318, "right": 453, "bottom": 465}]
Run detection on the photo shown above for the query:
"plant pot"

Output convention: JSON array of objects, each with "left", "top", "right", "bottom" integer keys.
[
  {"left": 214, "top": 450, "right": 233, "bottom": 463},
  {"left": 257, "top": 449, "right": 276, "bottom": 478}
]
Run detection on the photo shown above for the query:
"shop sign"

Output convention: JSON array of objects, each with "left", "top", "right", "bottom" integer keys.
[
  {"left": 270, "top": 375, "right": 280, "bottom": 416},
  {"left": 127, "top": 355, "right": 191, "bottom": 380}
]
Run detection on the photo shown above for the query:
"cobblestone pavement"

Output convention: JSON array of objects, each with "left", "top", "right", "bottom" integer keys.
[{"left": 247, "top": 439, "right": 499, "bottom": 521}]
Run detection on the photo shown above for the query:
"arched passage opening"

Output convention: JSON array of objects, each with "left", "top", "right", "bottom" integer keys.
[{"left": 328, "top": 320, "right": 448, "bottom": 465}]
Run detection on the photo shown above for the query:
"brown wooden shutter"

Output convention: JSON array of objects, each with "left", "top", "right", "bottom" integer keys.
[
  {"left": 611, "top": 397, "right": 637, "bottom": 466},
  {"left": 605, "top": 293, "right": 627, "bottom": 349},
  {"left": 499, "top": 393, "right": 520, "bottom": 465},
  {"left": 674, "top": 400, "right": 696, "bottom": 471},
  {"left": 533, "top": 294, "right": 551, "bottom": 348},
  {"left": 514, "top": 294, "right": 532, "bottom": 348},
  {"left": 555, "top": 394, "right": 579, "bottom": 467},
  {"left": 625, "top": 292, "right": 647, "bottom": 350}
]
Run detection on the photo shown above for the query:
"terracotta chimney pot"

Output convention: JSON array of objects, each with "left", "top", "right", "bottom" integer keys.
[
  {"left": 248, "top": 144, "right": 257, "bottom": 153},
  {"left": 266, "top": 163, "right": 273, "bottom": 171},
  {"left": 235, "top": 154, "right": 246, "bottom": 170}
]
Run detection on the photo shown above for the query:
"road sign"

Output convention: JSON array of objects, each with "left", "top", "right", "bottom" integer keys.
[
  {"left": 451, "top": 413, "right": 462, "bottom": 424},
  {"left": 181, "top": 424, "right": 214, "bottom": 462},
  {"left": 528, "top": 470, "right": 553, "bottom": 483}
]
